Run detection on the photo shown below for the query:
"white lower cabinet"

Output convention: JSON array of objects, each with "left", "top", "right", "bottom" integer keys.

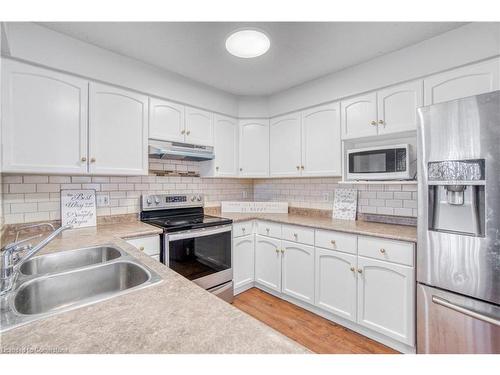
[
  {"left": 281, "top": 240, "right": 315, "bottom": 304},
  {"left": 356, "top": 256, "right": 415, "bottom": 346},
  {"left": 315, "top": 248, "right": 357, "bottom": 322},
  {"left": 249, "top": 222, "right": 416, "bottom": 351},
  {"left": 126, "top": 235, "right": 160, "bottom": 260},
  {"left": 233, "top": 234, "right": 255, "bottom": 293},
  {"left": 254, "top": 235, "right": 282, "bottom": 292}
]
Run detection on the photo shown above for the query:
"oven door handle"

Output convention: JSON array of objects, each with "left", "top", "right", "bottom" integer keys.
[
  {"left": 166, "top": 224, "right": 232, "bottom": 241},
  {"left": 432, "top": 296, "right": 500, "bottom": 327}
]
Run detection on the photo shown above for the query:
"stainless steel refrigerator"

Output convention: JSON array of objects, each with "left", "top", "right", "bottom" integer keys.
[{"left": 417, "top": 90, "right": 500, "bottom": 354}]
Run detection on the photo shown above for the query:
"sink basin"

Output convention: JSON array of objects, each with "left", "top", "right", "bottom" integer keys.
[
  {"left": 14, "top": 261, "right": 153, "bottom": 316},
  {"left": 19, "top": 246, "right": 123, "bottom": 276}
]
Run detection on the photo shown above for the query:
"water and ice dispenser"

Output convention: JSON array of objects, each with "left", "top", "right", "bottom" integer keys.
[{"left": 427, "top": 159, "right": 485, "bottom": 237}]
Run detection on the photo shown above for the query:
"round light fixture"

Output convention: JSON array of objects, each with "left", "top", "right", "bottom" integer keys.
[{"left": 225, "top": 29, "right": 270, "bottom": 58}]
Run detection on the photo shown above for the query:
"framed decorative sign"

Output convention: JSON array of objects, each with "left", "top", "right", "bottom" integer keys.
[
  {"left": 332, "top": 188, "right": 357, "bottom": 221},
  {"left": 60, "top": 189, "right": 97, "bottom": 228},
  {"left": 221, "top": 201, "right": 288, "bottom": 214}
]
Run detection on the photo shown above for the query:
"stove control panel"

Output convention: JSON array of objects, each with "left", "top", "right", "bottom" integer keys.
[{"left": 141, "top": 194, "right": 204, "bottom": 210}]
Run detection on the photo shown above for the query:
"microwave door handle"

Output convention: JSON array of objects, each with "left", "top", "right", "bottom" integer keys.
[{"left": 167, "top": 224, "right": 232, "bottom": 241}]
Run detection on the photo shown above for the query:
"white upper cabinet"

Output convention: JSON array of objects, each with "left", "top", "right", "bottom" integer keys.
[
  {"left": 301, "top": 103, "right": 341, "bottom": 176},
  {"left": 270, "top": 113, "right": 302, "bottom": 177},
  {"left": 239, "top": 119, "right": 269, "bottom": 177},
  {"left": 315, "top": 248, "right": 357, "bottom": 322},
  {"left": 1, "top": 60, "right": 89, "bottom": 174},
  {"left": 357, "top": 256, "right": 415, "bottom": 346},
  {"left": 254, "top": 235, "right": 281, "bottom": 292},
  {"left": 89, "top": 83, "right": 148, "bottom": 175},
  {"left": 424, "top": 57, "right": 500, "bottom": 105},
  {"left": 185, "top": 106, "right": 213, "bottom": 146},
  {"left": 341, "top": 92, "right": 378, "bottom": 139},
  {"left": 211, "top": 114, "right": 239, "bottom": 177},
  {"left": 148, "top": 97, "right": 185, "bottom": 142},
  {"left": 377, "top": 80, "right": 423, "bottom": 135},
  {"left": 281, "top": 240, "right": 315, "bottom": 304}
]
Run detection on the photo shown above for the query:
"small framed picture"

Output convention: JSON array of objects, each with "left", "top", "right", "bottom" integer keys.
[
  {"left": 60, "top": 189, "right": 97, "bottom": 228},
  {"left": 332, "top": 188, "right": 357, "bottom": 221}
]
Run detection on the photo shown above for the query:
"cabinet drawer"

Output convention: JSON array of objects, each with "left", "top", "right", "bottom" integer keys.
[
  {"left": 315, "top": 229, "right": 357, "bottom": 255},
  {"left": 282, "top": 224, "right": 314, "bottom": 245},
  {"left": 233, "top": 221, "right": 253, "bottom": 237},
  {"left": 126, "top": 235, "right": 160, "bottom": 256},
  {"left": 256, "top": 221, "right": 282, "bottom": 238},
  {"left": 358, "top": 236, "right": 414, "bottom": 266}
]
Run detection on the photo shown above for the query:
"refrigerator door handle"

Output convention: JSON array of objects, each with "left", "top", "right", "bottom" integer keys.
[{"left": 432, "top": 295, "right": 500, "bottom": 327}]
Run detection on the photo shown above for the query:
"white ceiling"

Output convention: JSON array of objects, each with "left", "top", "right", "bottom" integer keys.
[{"left": 38, "top": 22, "right": 467, "bottom": 96}]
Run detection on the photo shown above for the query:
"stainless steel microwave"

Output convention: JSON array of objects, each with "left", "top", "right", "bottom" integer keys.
[{"left": 346, "top": 144, "right": 414, "bottom": 180}]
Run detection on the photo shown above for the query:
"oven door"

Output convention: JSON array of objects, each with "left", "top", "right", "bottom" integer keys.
[{"left": 164, "top": 224, "right": 232, "bottom": 289}]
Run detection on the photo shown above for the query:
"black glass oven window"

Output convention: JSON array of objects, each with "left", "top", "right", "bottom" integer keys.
[{"left": 168, "top": 231, "right": 231, "bottom": 281}]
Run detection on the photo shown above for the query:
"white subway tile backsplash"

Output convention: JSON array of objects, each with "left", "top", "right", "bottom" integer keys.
[{"left": 10, "top": 184, "right": 36, "bottom": 193}]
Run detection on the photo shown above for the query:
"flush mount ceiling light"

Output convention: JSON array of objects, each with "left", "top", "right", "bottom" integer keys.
[{"left": 225, "top": 29, "right": 270, "bottom": 58}]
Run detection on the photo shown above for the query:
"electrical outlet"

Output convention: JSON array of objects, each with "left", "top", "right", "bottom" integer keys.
[
  {"left": 96, "top": 193, "right": 110, "bottom": 207},
  {"left": 323, "top": 192, "right": 330, "bottom": 202}
]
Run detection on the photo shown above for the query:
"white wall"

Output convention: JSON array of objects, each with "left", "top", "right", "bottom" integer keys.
[
  {"left": 268, "top": 22, "right": 500, "bottom": 116},
  {"left": 237, "top": 95, "right": 270, "bottom": 118},
  {"left": 2, "top": 22, "right": 239, "bottom": 117}
]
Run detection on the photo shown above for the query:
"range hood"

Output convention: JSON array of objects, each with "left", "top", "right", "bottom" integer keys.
[{"left": 148, "top": 139, "right": 214, "bottom": 161}]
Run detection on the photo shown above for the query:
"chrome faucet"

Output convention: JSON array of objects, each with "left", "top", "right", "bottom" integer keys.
[{"left": 0, "top": 224, "right": 72, "bottom": 295}]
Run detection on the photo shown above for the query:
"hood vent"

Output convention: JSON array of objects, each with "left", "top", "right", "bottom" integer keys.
[{"left": 148, "top": 140, "right": 214, "bottom": 161}]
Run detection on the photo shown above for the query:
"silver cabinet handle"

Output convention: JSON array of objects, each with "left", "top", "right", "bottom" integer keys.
[
  {"left": 181, "top": 129, "right": 186, "bottom": 134},
  {"left": 432, "top": 296, "right": 500, "bottom": 327},
  {"left": 186, "top": 130, "right": 191, "bottom": 135}
]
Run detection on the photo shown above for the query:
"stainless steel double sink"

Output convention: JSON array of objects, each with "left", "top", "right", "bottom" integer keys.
[{"left": 0, "top": 245, "right": 162, "bottom": 332}]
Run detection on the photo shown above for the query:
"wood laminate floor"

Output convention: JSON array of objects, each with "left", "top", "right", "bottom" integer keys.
[{"left": 232, "top": 288, "right": 398, "bottom": 354}]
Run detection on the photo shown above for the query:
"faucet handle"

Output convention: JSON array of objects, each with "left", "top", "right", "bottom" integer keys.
[{"left": 2, "top": 234, "right": 42, "bottom": 253}]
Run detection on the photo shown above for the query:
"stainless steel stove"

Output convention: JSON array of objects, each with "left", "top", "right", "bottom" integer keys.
[{"left": 140, "top": 194, "right": 233, "bottom": 303}]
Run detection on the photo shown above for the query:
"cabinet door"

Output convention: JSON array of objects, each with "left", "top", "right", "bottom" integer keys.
[
  {"left": 233, "top": 235, "right": 255, "bottom": 293},
  {"left": 269, "top": 113, "right": 301, "bottom": 177},
  {"left": 1, "top": 60, "right": 88, "bottom": 174},
  {"left": 341, "top": 92, "right": 378, "bottom": 139},
  {"left": 254, "top": 235, "right": 281, "bottom": 292},
  {"left": 281, "top": 240, "right": 315, "bottom": 303},
  {"left": 301, "top": 103, "right": 341, "bottom": 176},
  {"left": 377, "top": 80, "right": 423, "bottom": 135},
  {"left": 149, "top": 97, "right": 185, "bottom": 142},
  {"left": 185, "top": 106, "right": 213, "bottom": 145},
  {"left": 89, "top": 83, "right": 148, "bottom": 175},
  {"left": 213, "top": 114, "right": 238, "bottom": 176},
  {"left": 315, "top": 248, "right": 357, "bottom": 322},
  {"left": 357, "top": 256, "right": 415, "bottom": 346},
  {"left": 424, "top": 57, "right": 500, "bottom": 105},
  {"left": 239, "top": 119, "right": 269, "bottom": 177}
]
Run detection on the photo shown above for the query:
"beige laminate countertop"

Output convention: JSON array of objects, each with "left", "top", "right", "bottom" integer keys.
[
  {"left": 222, "top": 213, "right": 417, "bottom": 243},
  {"left": 0, "top": 222, "right": 308, "bottom": 354}
]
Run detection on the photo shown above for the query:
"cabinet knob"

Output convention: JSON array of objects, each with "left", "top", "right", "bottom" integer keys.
[
  {"left": 90, "top": 157, "right": 96, "bottom": 163},
  {"left": 275, "top": 248, "right": 279, "bottom": 253},
  {"left": 293, "top": 233, "right": 298, "bottom": 238},
  {"left": 139, "top": 246, "right": 145, "bottom": 251},
  {"left": 350, "top": 266, "right": 355, "bottom": 272},
  {"left": 378, "top": 120, "right": 385, "bottom": 125},
  {"left": 242, "top": 227, "right": 246, "bottom": 232},
  {"left": 370, "top": 120, "right": 377, "bottom": 126},
  {"left": 281, "top": 249, "right": 285, "bottom": 254},
  {"left": 81, "top": 157, "right": 87, "bottom": 162},
  {"left": 380, "top": 248, "right": 386, "bottom": 254},
  {"left": 186, "top": 130, "right": 191, "bottom": 135},
  {"left": 181, "top": 129, "right": 186, "bottom": 134},
  {"left": 239, "top": 168, "right": 243, "bottom": 172},
  {"left": 215, "top": 166, "right": 219, "bottom": 171},
  {"left": 266, "top": 228, "right": 270, "bottom": 233},
  {"left": 301, "top": 165, "right": 304, "bottom": 170},
  {"left": 296, "top": 165, "right": 300, "bottom": 170},
  {"left": 357, "top": 269, "right": 363, "bottom": 274},
  {"left": 331, "top": 240, "right": 336, "bottom": 246}
]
